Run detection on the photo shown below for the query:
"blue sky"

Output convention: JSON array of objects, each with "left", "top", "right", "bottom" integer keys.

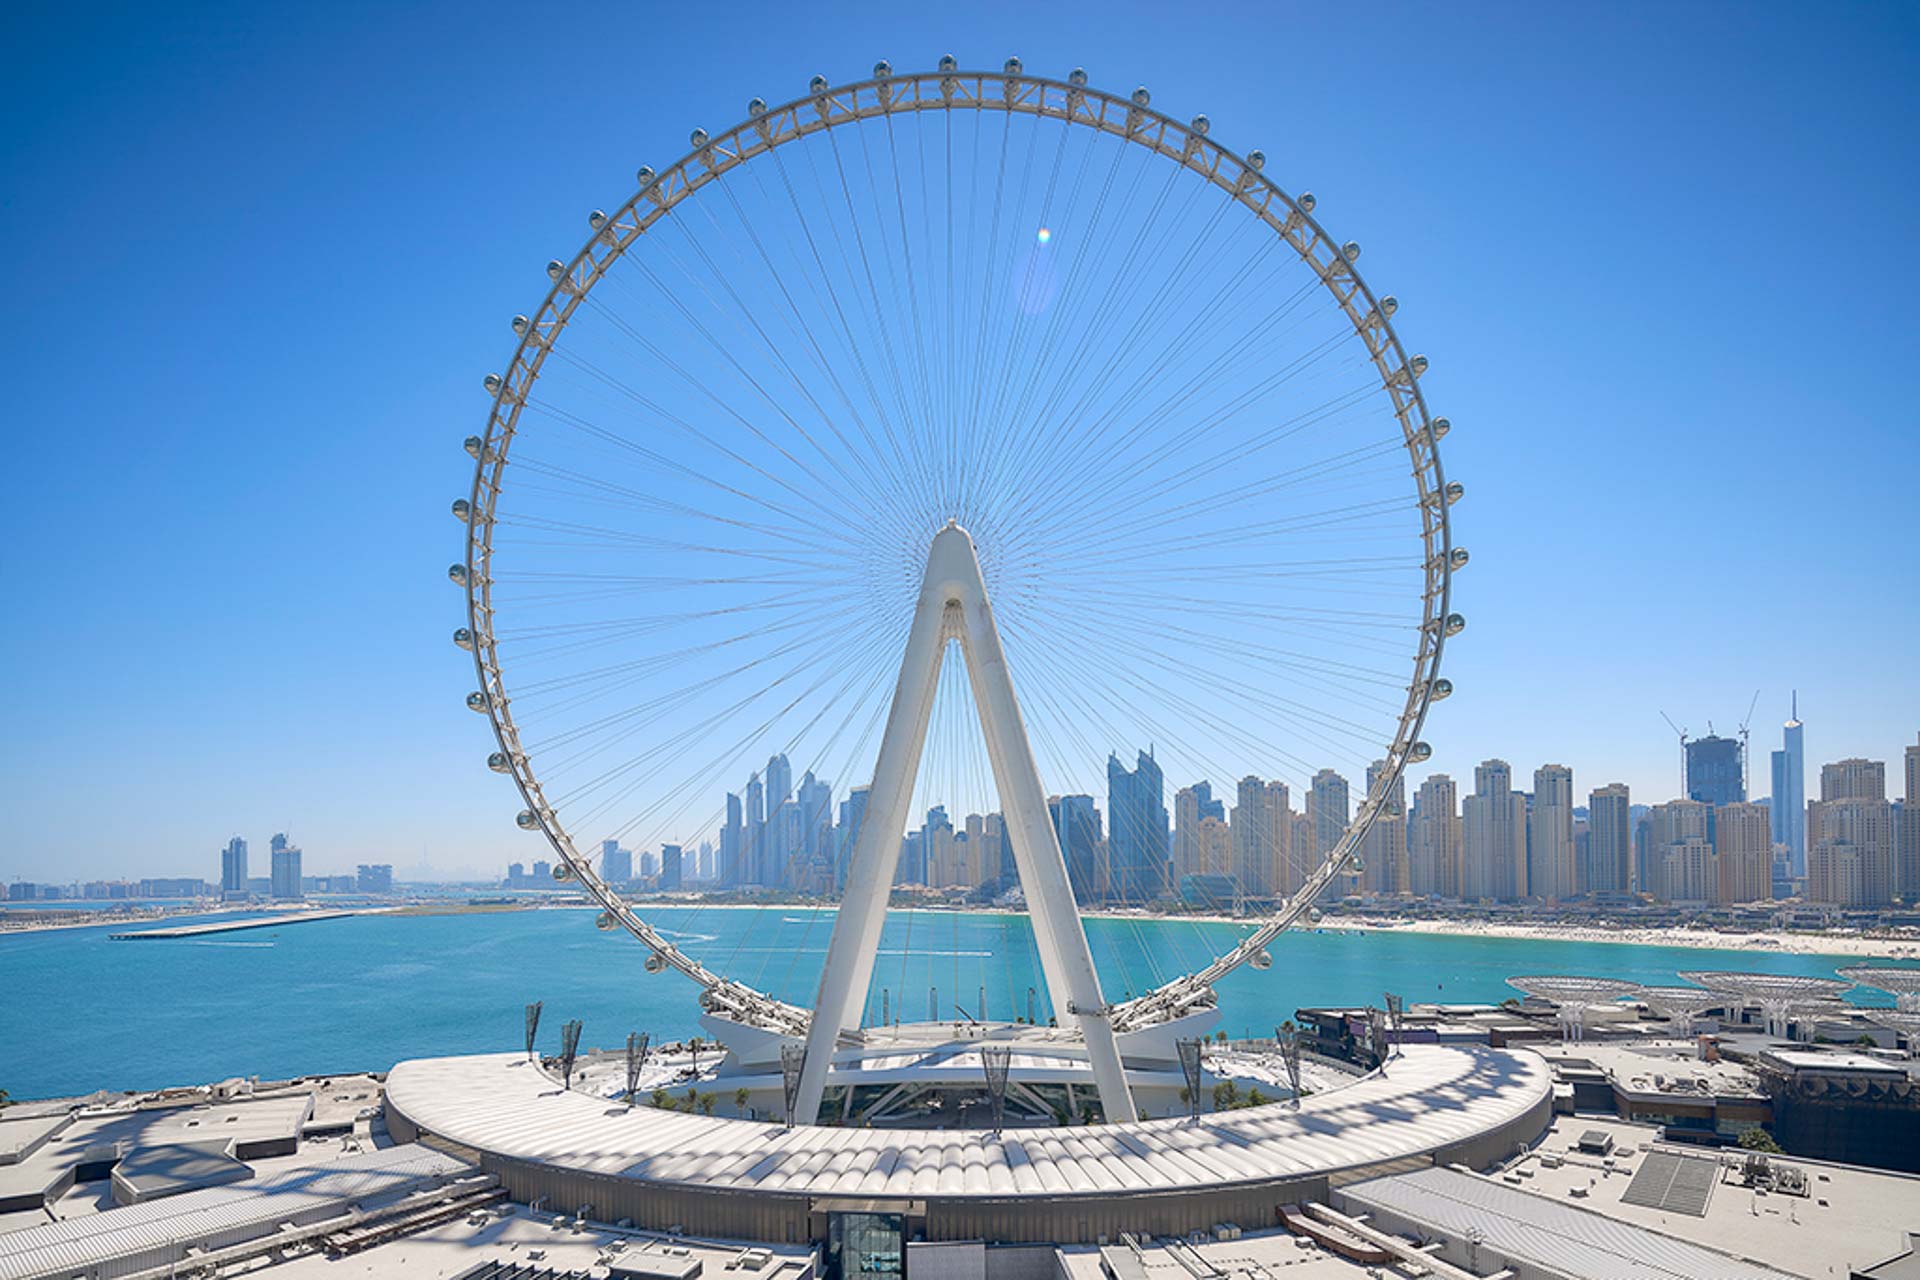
[{"left": 2, "top": 1, "right": 1915, "bottom": 883}]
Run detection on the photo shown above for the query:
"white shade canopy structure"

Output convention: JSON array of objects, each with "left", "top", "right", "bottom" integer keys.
[
  {"left": 1838, "top": 966, "right": 1920, "bottom": 1013},
  {"left": 1506, "top": 976, "right": 1640, "bottom": 1042},
  {"left": 1678, "top": 972, "right": 1854, "bottom": 1039},
  {"left": 1864, "top": 1009, "right": 1920, "bottom": 1057},
  {"left": 1635, "top": 984, "right": 1723, "bottom": 1035}
]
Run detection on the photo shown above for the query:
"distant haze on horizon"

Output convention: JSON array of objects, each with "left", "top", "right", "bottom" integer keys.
[{"left": 2, "top": 3, "right": 1914, "bottom": 882}]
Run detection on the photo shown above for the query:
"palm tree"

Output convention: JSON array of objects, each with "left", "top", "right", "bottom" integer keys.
[
  {"left": 688, "top": 1036, "right": 704, "bottom": 1077},
  {"left": 650, "top": 1088, "right": 672, "bottom": 1110},
  {"left": 734, "top": 1087, "right": 751, "bottom": 1118},
  {"left": 698, "top": 1092, "right": 718, "bottom": 1116}
]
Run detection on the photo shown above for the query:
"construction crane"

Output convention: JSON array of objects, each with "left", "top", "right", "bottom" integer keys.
[
  {"left": 1738, "top": 688, "right": 1761, "bottom": 799},
  {"left": 1660, "top": 711, "right": 1688, "bottom": 799}
]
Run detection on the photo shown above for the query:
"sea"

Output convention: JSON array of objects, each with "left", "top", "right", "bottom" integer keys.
[{"left": 0, "top": 905, "right": 1906, "bottom": 1102}]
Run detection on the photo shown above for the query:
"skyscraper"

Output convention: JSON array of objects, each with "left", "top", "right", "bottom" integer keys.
[
  {"left": 600, "top": 839, "right": 633, "bottom": 884},
  {"left": 1107, "top": 749, "right": 1169, "bottom": 904},
  {"left": 1052, "top": 794, "right": 1103, "bottom": 904},
  {"left": 1585, "top": 783, "right": 1631, "bottom": 894},
  {"left": 1409, "top": 774, "right": 1461, "bottom": 897},
  {"left": 1714, "top": 802, "right": 1772, "bottom": 903},
  {"left": 1528, "top": 764, "right": 1576, "bottom": 901},
  {"left": 660, "top": 844, "right": 683, "bottom": 891},
  {"left": 744, "top": 772, "right": 765, "bottom": 887},
  {"left": 269, "top": 833, "right": 303, "bottom": 901},
  {"left": 1308, "top": 769, "right": 1350, "bottom": 864},
  {"left": 1463, "top": 761, "right": 1527, "bottom": 900},
  {"left": 1770, "top": 697, "right": 1807, "bottom": 878},
  {"left": 721, "top": 792, "right": 744, "bottom": 887},
  {"left": 1360, "top": 760, "right": 1409, "bottom": 896},
  {"left": 1646, "top": 799, "right": 1712, "bottom": 902},
  {"left": 1230, "top": 776, "right": 1289, "bottom": 900},
  {"left": 1685, "top": 734, "right": 1745, "bottom": 807},
  {"left": 797, "top": 770, "right": 833, "bottom": 889},
  {"left": 1171, "top": 782, "right": 1225, "bottom": 884},
  {"left": 835, "top": 787, "right": 869, "bottom": 893},
  {"left": 1903, "top": 735, "right": 1920, "bottom": 903},
  {"left": 1808, "top": 757, "right": 1894, "bottom": 906},
  {"left": 220, "top": 836, "right": 249, "bottom": 900}
]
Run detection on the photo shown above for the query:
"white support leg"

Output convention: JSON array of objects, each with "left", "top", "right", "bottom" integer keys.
[{"left": 792, "top": 523, "right": 1135, "bottom": 1124}]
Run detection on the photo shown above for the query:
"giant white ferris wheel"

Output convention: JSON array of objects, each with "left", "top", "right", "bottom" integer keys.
[{"left": 452, "top": 57, "right": 1464, "bottom": 1125}]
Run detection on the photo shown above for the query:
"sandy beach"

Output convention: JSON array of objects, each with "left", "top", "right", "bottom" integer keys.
[{"left": 1345, "top": 915, "right": 1920, "bottom": 960}]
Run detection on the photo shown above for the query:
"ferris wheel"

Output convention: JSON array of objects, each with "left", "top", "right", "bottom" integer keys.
[{"left": 451, "top": 58, "right": 1463, "bottom": 1071}]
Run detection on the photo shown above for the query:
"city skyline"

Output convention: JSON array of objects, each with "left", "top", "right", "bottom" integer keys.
[{"left": 4, "top": 5, "right": 1916, "bottom": 880}]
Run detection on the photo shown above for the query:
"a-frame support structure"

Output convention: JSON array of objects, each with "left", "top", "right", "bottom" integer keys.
[{"left": 792, "top": 522, "right": 1136, "bottom": 1124}]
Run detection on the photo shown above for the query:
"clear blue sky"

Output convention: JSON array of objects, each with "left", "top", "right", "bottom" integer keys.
[{"left": 3, "top": 1, "right": 1915, "bottom": 883}]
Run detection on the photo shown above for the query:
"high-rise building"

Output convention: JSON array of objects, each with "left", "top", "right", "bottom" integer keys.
[
  {"left": 1196, "top": 816, "right": 1233, "bottom": 887},
  {"left": 1808, "top": 757, "right": 1894, "bottom": 906},
  {"left": 220, "top": 836, "right": 249, "bottom": 900},
  {"left": 744, "top": 772, "right": 766, "bottom": 887},
  {"left": 1308, "top": 769, "right": 1350, "bottom": 862},
  {"left": 1685, "top": 734, "right": 1745, "bottom": 807},
  {"left": 1770, "top": 697, "right": 1807, "bottom": 878},
  {"left": 836, "top": 787, "right": 869, "bottom": 893},
  {"left": 721, "top": 792, "right": 744, "bottom": 887},
  {"left": 269, "top": 833, "right": 303, "bottom": 901},
  {"left": 506, "top": 861, "right": 525, "bottom": 886},
  {"left": 531, "top": 858, "right": 551, "bottom": 883},
  {"left": 1646, "top": 799, "right": 1712, "bottom": 902},
  {"left": 1052, "top": 794, "right": 1102, "bottom": 904},
  {"left": 1172, "top": 782, "right": 1225, "bottom": 884},
  {"left": 356, "top": 864, "right": 393, "bottom": 894},
  {"left": 1714, "top": 802, "right": 1772, "bottom": 903},
  {"left": 1528, "top": 764, "right": 1576, "bottom": 901},
  {"left": 1463, "top": 761, "right": 1527, "bottom": 900},
  {"left": 1409, "top": 774, "right": 1461, "bottom": 897},
  {"left": 1902, "top": 735, "right": 1920, "bottom": 903},
  {"left": 660, "top": 844, "right": 683, "bottom": 891},
  {"left": 1585, "top": 784, "right": 1632, "bottom": 894},
  {"left": 798, "top": 771, "right": 833, "bottom": 877},
  {"left": 1107, "top": 750, "right": 1169, "bottom": 903},
  {"left": 601, "top": 840, "right": 633, "bottom": 884},
  {"left": 1230, "top": 776, "right": 1290, "bottom": 900},
  {"left": 1360, "top": 760, "right": 1409, "bottom": 896}
]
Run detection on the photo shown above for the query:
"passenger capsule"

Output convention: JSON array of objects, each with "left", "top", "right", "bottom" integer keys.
[
  {"left": 1380, "top": 295, "right": 1399, "bottom": 316},
  {"left": 1245, "top": 148, "right": 1264, "bottom": 170},
  {"left": 588, "top": 210, "right": 607, "bottom": 230},
  {"left": 1250, "top": 949, "right": 1273, "bottom": 971},
  {"left": 645, "top": 951, "right": 668, "bottom": 974},
  {"left": 872, "top": 60, "right": 892, "bottom": 79},
  {"left": 1445, "top": 481, "right": 1465, "bottom": 505},
  {"left": 463, "top": 435, "right": 485, "bottom": 459},
  {"left": 1132, "top": 86, "right": 1151, "bottom": 107},
  {"left": 1342, "top": 240, "right": 1362, "bottom": 261},
  {"left": 1308, "top": 908, "right": 1323, "bottom": 925},
  {"left": 1429, "top": 679, "right": 1454, "bottom": 701},
  {"left": 511, "top": 314, "right": 531, "bottom": 336},
  {"left": 1190, "top": 114, "right": 1210, "bottom": 135},
  {"left": 515, "top": 810, "right": 539, "bottom": 830},
  {"left": 938, "top": 54, "right": 957, "bottom": 73},
  {"left": 747, "top": 97, "right": 767, "bottom": 117},
  {"left": 1348, "top": 856, "right": 1365, "bottom": 874},
  {"left": 1449, "top": 546, "right": 1470, "bottom": 569},
  {"left": 447, "top": 563, "right": 469, "bottom": 586},
  {"left": 1444, "top": 613, "right": 1466, "bottom": 637},
  {"left": 1003, "top": 56, "right": 1023, "bottom": 75},
  {"left": 1067, "top": 67, "right": 1088, "bottom": 88},
  {"left": 453, "top": 627, "right": 475, "bottom": 651},
  {"left": 552, "top": 860, "right": 571, "bottom": 881},
  {"left": 482, "top": 373, "right": 504, "bottom": 395},
  {"left": 596, "top": 911, "right": 616, "bottom": 931},
  {"left": 466, "top": 691, "right": 490, "bottom": 713},
  {"left": 1409, "top": 354, "right": 1430, "bottom": 378},
  {"left": 634, "top": 165, "right": 656, "bottom": 187},
  {"left": 546, "top": 259, "right": 566, "bottom": 281},
  {"left": 487, "top": 751, "right": 513, "bottom": 773},
  {"left": 452, "top": 498, "right": 473, "bottom": 523},
  {"left": 1409, "top": 741, "right": 1434, "bottom": 762},
  {"left": 689, "top": 127, "right": 708, "bottom": 148},
  {"left": 1298, "top": 192, "right": 1316, "bottom": 212}
]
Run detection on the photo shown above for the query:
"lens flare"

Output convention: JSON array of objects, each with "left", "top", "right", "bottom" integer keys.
[{"left": 1035, "top": 227, "right": 1051, "bottom": 245}]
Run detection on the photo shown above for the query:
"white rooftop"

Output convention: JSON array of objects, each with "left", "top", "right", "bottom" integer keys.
[{"left": 386, "top": 1043, "right": 1551, "bottom": 1201}]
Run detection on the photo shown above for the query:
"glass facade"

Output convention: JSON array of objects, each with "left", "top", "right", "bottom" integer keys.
[{"left": 825, "top": 1212, "right": 905, "bottom": 1280}]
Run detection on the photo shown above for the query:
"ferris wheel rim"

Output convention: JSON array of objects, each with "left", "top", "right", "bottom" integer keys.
[{"left": 456, "top": 60, "right": 1460, "bottom": 1036}]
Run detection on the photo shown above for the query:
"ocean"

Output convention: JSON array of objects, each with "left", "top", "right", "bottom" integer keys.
[{"left": 0, "top": 904, "right": 1901, "bottom": 1101}]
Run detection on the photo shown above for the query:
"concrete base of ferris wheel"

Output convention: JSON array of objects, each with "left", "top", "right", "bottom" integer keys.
[{"left": 383, "top": 1042, "right": 1552, "bottom": 1245}]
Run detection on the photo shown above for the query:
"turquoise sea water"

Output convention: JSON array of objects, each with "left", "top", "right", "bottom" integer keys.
[{"left": 0, "top": 906, "right": 1905, "bottom": 1101}]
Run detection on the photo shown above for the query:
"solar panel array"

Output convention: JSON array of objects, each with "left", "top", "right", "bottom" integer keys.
[{"left": 1621, "top": 1150, "right": 1718, "bottom": 1217}]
